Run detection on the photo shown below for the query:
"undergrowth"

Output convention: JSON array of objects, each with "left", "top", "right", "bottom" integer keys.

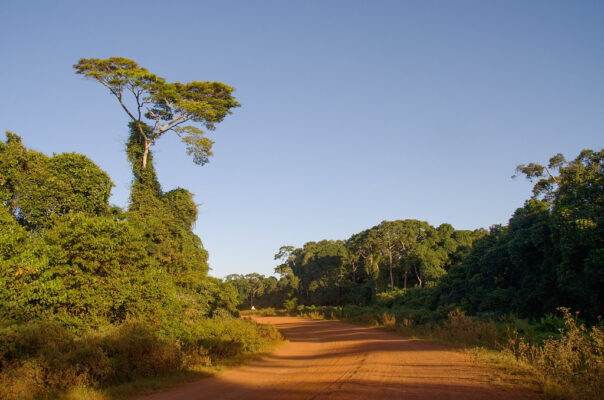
[{"left": 0, "top": 317, "right": 281, "bottom": 400}]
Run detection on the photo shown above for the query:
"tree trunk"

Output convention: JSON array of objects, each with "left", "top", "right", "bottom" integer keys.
[
  {"left": 413, "top": 267, "right": 422, "bottom": 287},
  {"left": 388, "top": 252, "right": 394, "bottom": 289},
  {"left": 142, "top": 139, "right": 151, "bottom": 169},
  {"left": 403, "top": 271, "right": 408, "bottom": 289}
]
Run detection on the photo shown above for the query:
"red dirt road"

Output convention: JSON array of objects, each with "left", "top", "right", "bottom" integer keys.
[{"left": 139, "top": 316, "right": 539, "bottom": 400}]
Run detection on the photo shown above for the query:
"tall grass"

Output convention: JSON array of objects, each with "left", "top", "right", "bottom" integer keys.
[
  {"left": 0, "top": 317, "right": 281, "bottom": 400},
  {"left": 506, "top": 308, "right": 604, "bottom": 400},
  {"left": 428, "top": 309, "right": 503, "bottom": 347},
  {"left": 381, "top": 312, "right": 396, "bottom": 330}
]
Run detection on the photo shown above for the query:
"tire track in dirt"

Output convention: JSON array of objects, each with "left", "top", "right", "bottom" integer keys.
[{"left": 137, "top": 316, "right": 539, "bottom": 400}]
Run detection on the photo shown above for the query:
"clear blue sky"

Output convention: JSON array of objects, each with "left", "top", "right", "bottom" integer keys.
[{"left": 1, "top": 1, "right": 602, "bottom": 277}]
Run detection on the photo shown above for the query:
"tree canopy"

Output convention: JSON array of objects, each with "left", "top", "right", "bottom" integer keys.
[
  {"left": 0, "top": 132, "right": 113, "bottom": 230},
  {"left": 261, "top": 148, "right": 603, "bottom": 323},
  {"left": 258, "top": 220, "right": 483, "bottom": 308},
  {"left": 74, "top": 57, "right": 240, "bottom": 169}
]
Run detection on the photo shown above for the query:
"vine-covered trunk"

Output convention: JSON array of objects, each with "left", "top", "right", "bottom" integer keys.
[
  {"left": 125, "top": 121, "right": 209, "bottom": 277},
  {"left": 126, "top": 122, "right": 162, "bottom": 212}
]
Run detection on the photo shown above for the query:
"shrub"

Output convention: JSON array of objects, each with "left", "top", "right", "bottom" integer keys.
[
  {"left": 0, "top": 212, "right": 186, "bottom": 328},
  {"left": 306, "top": 311, "right": 324, "bottom": 320},
  {"left": 195, "top": 277, "right": 240, "bottom": 317},
  {"left": 0, "top": 322, "right": 105, "bottom": 398},
  {"left": 381, "top": 312, "right": 396, "bottom": 330},
  {"left": 257, "top": 308, "right": 277, "bottom": 316},
  {"left": 375, "top": 289, "right": 407, "bottom": 307},
  {"left": 508, "top": 308, "right": 604, "bottom": 400},
  {"left": 0, "top": 316, "right": 281, "bottom": 398},
  {"left": 431, "top": 309, "right": 502, "bottom": 347},
  {"left": 100, "top": 321, "right": 183, "bottom": 383},
  {"left": 0, "top": 133, "right": 113, "bottom": 230},
  {"left": 0, "top": 360, "right": 46, "bottom": 400},
  {"left": 284, "top": 298, "right": 298, "bottom": 314},
  {"left": 187, "top": 317, "right": 281, "bottom": 359}
]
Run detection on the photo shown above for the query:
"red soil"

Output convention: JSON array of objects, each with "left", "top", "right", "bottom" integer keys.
[{"left": 138, "top": 316, "right": 539, "bottom": 400}]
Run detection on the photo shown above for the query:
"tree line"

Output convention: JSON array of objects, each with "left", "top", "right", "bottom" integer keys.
[
  {"left": 236, "top": 149, "right": 603, "bottom": 323},
  {"left": 227, "top": 221, "right": 483, "bottom": 309}
]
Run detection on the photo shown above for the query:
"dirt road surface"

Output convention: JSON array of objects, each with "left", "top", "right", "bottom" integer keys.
[{"left": 139, "top": 316, "right": 538, "bottom": 400}]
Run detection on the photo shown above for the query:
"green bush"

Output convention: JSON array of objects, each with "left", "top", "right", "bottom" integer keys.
[
  {"left": 283, "top": 298, "right": 298, "bottom": 314},
  {"left": 194, "top": 277, "right": 240, "bottom": 317},
  {"left": 184, "top": 317, "right": 281, "bottom": 359},
  {"left": 0, "top": 133, "right": 113, "bottom": 230},
  {"left": 100, "top": 322, "right": 183, "bottom": 382},
  {"left": 0, "top": 212, "right": 186, "bottom": 327}
]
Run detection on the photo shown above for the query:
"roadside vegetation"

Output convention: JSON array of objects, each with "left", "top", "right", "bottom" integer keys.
[
  {"left": 240, "top": 148, "right": 604, "bottom": 400},
  {"left": 0, "top": 58, "right": 281, "bottom": 399}
]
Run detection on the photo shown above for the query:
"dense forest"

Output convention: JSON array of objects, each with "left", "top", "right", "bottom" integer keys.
[
  {"left": 0, "top": 58, "right": 280, "bottom": 399},
  {"left": 232, "top": 149, "right": 604, "bottom": 322}
]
